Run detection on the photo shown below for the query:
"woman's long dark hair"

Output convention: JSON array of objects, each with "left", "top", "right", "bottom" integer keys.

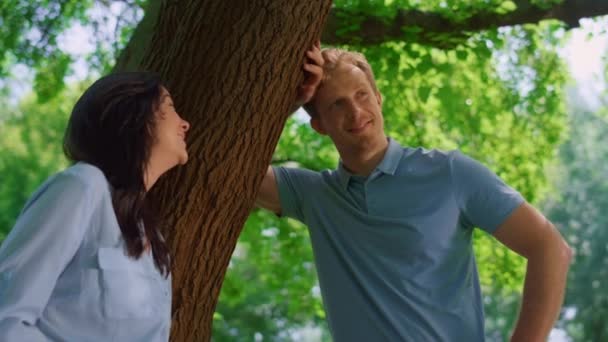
[{"left": 63, "top": 72, "right": 170, "bottom": 277}]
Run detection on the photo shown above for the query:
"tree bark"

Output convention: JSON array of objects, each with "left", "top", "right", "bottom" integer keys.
[{"left": 115, "top": 1, "right": 332, "bottom": 341}]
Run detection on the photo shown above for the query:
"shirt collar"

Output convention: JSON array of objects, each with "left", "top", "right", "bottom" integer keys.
[
  {"left": 335, "top": 137, "right": 403, "bottom": 189},
  {"left": 375, "top": 137, "right": 403, "bottom": 176},
  {"left": 336, "top": 162, "right": 352, "bottom": 189}
]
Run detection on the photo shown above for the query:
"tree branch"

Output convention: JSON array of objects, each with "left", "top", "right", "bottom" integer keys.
[{"left": 322, "top": 0, "right": 608, "bottom": 47}]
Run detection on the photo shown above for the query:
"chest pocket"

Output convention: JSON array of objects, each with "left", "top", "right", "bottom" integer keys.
[{"left": 97, "top": 247, "right": 161, "bottom": 319}]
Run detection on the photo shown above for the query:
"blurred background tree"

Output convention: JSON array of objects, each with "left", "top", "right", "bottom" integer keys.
[
  {"left": 1, "top": 1, "right": 607, "bottom": 340},
  {"left": 542, "top": 55, "right": 608, "bottom": 341}
]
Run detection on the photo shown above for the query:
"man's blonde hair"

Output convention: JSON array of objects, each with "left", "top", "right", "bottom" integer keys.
[{"left": 303, "top": 48, "right": 379, "bottom": 118}]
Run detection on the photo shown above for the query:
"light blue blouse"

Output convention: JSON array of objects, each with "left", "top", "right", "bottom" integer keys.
[{"left": 0, "top": 163, "right": 172, "bottom": 341}]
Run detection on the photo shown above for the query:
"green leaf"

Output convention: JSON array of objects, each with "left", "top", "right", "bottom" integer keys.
[
  {"left": 418, "top": 86, "right": 432, "bottom": 102},
  {"left": 496, "top": 0, "right": 517, "bottom": 14},
  {"left": 456, "top": 49, "right": 468, "bottom": 61}
]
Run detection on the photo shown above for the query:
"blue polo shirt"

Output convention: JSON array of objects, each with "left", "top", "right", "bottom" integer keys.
[{"left": 274, "top": 138, "right": 524, "bottom": 341}]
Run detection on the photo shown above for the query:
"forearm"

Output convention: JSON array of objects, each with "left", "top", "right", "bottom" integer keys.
[
  {"left": 255, "top": 166, "right": 281, "bottom": 214},
  {"left": 510, "top": 239, "right": 571, "bottom": 341}
]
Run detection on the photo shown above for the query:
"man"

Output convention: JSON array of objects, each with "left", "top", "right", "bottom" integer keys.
[{"left": 257, "top": 43, "right": 572, "bottom": 341}]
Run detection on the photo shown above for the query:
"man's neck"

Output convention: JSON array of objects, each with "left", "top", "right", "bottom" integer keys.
[{"left": 338, "top": 136, "right": 389, "bottom": 177}]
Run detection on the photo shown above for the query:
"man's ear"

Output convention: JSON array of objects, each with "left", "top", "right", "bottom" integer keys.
[{"left": 310, "top": 117, "right": 327, "bottom": 135}]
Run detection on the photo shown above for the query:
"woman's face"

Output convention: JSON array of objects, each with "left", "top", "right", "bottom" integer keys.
[{"left": 149, "top": 87, "right": 191, "bottom": 169}]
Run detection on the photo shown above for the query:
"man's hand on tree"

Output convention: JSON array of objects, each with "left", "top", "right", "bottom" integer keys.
[{"left": 294, "top": 40, "right": 323, "bottom": 109}]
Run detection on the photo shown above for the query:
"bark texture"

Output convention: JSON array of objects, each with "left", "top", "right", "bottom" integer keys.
[{"left": 116, "top": 1, "right": 332, "bottom": 340}]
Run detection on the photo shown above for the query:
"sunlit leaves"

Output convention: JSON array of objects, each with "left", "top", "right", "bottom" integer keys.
[
  {"left": 0, "top": 0, "right": 143, "bottom": 101},
  {"left": 33, "top": 51, "right": 71, "bottom": 101},
  {"left": 496, "top": 1, "right": 517, "bottom": 15}
]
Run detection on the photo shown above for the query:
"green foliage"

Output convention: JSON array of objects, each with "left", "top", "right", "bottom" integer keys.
[
  {"left": 331, "top": 0, "right": 523, "bottom": 19},
  {"left": 331, "top": 0, "right": 533, "bottom": 48},
  {"left": 0, "top": 84, "right": 87, "bottom": 239},
  {"left": 213, "top": 211, "right": 330, "bottom": 341},
  {"left": 0, "top": 0, "right": 143, "bottom": 101},
  {"left": 33, "top": 51, "right": 72, "bottom": 101},
  {"left": 544, "top": 83, "right": 608, "bottom": 340},
  {"left": 0, "top": 0, "right": 92, "bottom": 98},
  {"left": 531, "top": 0, "right": 564, "bottom": 10}
]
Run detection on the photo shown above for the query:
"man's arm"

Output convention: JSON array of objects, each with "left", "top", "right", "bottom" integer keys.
[
  {"left": 256, "top": 166, "right": 281, "bottom": 215},
  {"left": 256, "top": 42, "right": 324, "bottom": 214},
  {"left": 493, "top": 202, "right": 572, "bottom": 342}
]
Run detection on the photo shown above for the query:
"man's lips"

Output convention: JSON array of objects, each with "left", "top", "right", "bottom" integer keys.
[{"left": 348, "top": 120, "right": 371, "bottom": 134}]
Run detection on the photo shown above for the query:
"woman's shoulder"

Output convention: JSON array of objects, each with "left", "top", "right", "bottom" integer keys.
[
  {"left": 16, "top": 162, "right": 110, "bottom": 219},
  {"left": 55, "top": 162, "right": 110, "bottom": 195}
]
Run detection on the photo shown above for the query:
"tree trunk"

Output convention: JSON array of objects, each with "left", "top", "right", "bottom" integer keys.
[{"left": 115, "top": 1, "right": 332, "bottom": 341}]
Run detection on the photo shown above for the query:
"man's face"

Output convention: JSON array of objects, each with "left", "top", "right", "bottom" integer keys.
[{"left": 311, "top": 63, "right": 384, "bottom": 150}]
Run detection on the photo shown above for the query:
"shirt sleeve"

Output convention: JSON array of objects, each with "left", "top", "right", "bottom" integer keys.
[
  {"left": 272, "top": 166, "right": 321, "bottom": 223},
  {"left": 449, "top": 151, "right": 525, "bottom": 234},
  {"left": 0, "top": 171, "right": 98, "bottom": 340}
]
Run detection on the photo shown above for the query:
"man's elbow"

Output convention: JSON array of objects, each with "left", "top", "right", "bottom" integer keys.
[
  {"left": 547, "top": 222, "right": 573, "bottom": 267},
  {"left": 525, "top": 221, "right": 572, "bottom": 266},
  {"left": 255, "top": 197, "right": 281, "bottom": 216},
  {"left": 559, "top": 237, "right": 573, "bottom": 266}
]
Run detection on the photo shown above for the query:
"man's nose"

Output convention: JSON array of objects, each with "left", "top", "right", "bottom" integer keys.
[{"left": 345, "top": 101, "right": 362, "bottom": 120}]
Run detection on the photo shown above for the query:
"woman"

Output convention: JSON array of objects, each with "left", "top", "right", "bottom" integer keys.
[{"left": 0, "top": 72, "right": 190, "bottom": 341}]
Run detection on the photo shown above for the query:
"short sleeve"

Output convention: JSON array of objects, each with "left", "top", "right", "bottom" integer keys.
[
  {"left": 0, "top": 169, "right": 100, "bottom": 339},
  {"left": 449, "top": 151, "right": 524, "bottom": 234},
  {"left": 272, "top": 166, "right": 322, "bottom": 223}
]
